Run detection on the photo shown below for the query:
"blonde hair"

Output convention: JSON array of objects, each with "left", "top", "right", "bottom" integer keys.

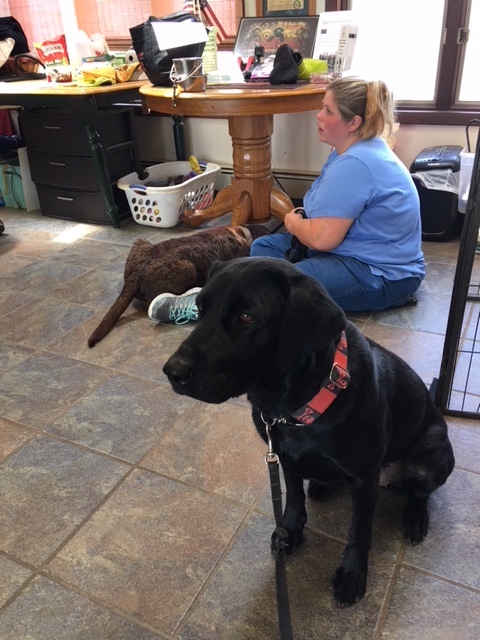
[{"left": 327, "top": 77, "right": 396, "bottom": 140}]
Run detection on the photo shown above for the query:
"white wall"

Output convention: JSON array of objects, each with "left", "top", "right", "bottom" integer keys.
[
  {"left": 135, "top": 111, "right": 468, "bottom": 199},
  {"left": 394, "top": 125, "right": 467, "bottom": 169}
]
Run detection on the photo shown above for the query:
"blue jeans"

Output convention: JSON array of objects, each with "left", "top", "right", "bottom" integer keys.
[{"left": 250, "top": 233, "right": 422, "bottom": 312}]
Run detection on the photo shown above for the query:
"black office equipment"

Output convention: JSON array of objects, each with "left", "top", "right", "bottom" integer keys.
[{"left": 410, "top": 145, "right": 463, "bottom": 241}]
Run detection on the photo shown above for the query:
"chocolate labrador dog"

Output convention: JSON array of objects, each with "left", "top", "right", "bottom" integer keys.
[
  {"left": 87, "top": 225, "right": 269, "bottom": 347},
  {"left": 163, "top": 257, "right": 454, "bottom": 607}
]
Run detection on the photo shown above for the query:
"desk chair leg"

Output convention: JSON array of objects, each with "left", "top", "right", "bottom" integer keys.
[{"left": 172, "top": 115, "right": 186, "bottom": 160}]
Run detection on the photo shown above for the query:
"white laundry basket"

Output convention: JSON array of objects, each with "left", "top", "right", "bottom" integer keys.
[{"left": 118, "top": 161, "right": 221, "bottom": 228}]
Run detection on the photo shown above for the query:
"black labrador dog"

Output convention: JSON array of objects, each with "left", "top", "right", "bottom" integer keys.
[{"left": 163, "top": 257, "right": 454, "bottom": 607}]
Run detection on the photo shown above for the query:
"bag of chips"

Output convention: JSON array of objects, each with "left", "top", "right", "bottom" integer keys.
[{"left": 33, "top": 34, "right": 69, "bottom": 67}]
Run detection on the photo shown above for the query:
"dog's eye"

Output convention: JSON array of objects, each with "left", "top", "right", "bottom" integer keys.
[{"left": 239, "top": 311, "right": 253, "bottom": 325}]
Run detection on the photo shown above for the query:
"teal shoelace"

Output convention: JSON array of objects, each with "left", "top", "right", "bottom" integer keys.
[{"left": 169, "top": 303, "right": 198, "bottom": 325}]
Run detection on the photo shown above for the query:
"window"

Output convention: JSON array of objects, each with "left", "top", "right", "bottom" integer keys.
[
  {"left": 459, "top": 0, "right": 479, "bottom": 102},
  {"left": 1, "top": 0, "right": 242, "bottom": 52},
  {"left": 348, "top": 0, "right": 479, "bottom": 125},
  {"left": 1, "top": 0, "right": 64, "bottom": 46},
  {"left": 77, "top": 1, "right": 242, "bottom": 48}
]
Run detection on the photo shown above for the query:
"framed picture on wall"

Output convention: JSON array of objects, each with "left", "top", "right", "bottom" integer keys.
[
  {"left": 256, "top": 0, "right": 317, "bottom": 17},
  {"left": 233, "top": 16, "right": 319, "bottom": 60}
]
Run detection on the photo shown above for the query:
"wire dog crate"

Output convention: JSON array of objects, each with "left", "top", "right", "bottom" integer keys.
[{"left": 436, "top": 126, "right": 480, "bottom": 417}]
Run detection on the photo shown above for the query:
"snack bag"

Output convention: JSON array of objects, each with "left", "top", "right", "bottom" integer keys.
[{"left": 33, "top": 34, "right": 69, "bottom": 67}]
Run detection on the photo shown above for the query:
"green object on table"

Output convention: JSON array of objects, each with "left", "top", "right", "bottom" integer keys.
[{"left": 297, "top": 59, "right": 329, "bottom": 80}]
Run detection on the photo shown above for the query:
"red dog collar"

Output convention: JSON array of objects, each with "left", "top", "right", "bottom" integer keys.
[{"left": 292, "top": 331, "right": 350, "bottom": 425}]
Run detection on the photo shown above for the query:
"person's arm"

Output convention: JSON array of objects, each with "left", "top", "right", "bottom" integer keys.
[
  {"left": 284, "top": 211, "right": 354, "bottom": 251},
  {"left": 289, "top": 152, "right": 373, "bottom": 251}
]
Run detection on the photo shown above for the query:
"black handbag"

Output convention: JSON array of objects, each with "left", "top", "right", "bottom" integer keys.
[
  {"left": 269, "top": 44, "right": 301, "bottom": 86},
  {"left": 129, "top": 11, "right": 207, "bottom": 87}
]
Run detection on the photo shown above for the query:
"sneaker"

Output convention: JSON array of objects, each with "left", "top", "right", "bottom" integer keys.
[{"left": 148, "top": 287, "right": 201, "bottom": 324}]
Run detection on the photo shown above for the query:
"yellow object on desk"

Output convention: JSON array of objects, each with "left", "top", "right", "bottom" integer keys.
[{"left": 76, "top": 63, "right": 140, "bottom": 86}]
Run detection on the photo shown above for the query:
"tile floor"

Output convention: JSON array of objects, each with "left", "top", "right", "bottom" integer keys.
[{"left": 0, "top": 207, "right": 479, "bottom": 640}]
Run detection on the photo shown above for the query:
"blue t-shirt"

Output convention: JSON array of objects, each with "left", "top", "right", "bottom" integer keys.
[{"left": 303, "top": 137, "right": 426, "bottom": 281}]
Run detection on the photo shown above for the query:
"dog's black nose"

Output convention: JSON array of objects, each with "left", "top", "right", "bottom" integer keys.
[{"left": 163, "top": 357, "right": 193, "bottom": 386}]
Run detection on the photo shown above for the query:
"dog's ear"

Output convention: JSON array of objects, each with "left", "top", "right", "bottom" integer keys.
[{"left": 277, "top": 273, "right": 347, "bottom": 370}]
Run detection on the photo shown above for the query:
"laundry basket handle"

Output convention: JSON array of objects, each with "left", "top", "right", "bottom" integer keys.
[{"left": 466, "top": 119, "right": 480, "bottom": 152}]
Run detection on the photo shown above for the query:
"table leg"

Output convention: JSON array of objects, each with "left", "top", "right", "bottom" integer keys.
[
  {"left": 75, "top": 97, "right": 120, "bottom": 228},
  {"left": 270, "top": 187, "right": 294, "bottom": 221},
  {"left": 183, "top": 114, "right": 275, "bottom": 227},
  {"left": 230, "top": 114, "right": 273, "bottom": 224},
  {"left": 183, "top": 185, "right": 233, "bottom": 227},
  {"left": 172, "top": 115, "right": 186, "bottom": 160}
]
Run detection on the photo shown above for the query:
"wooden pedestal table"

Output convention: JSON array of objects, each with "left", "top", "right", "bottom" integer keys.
[{"left": 140, "top": 83, "right": 326, "bottom": 227}]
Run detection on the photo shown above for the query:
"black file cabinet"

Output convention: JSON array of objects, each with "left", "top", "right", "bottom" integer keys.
[{"left": 19, "top": 107, "right": 137, "bottom": 225}]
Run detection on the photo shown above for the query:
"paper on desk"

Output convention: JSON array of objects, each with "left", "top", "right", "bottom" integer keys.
[
  {"left": 313, "top": 11, "right": 355, "bottom": 58},
  {"left": 151, "top": 21, "right": 207, "bottom": 52},
  {"left": 202, "top": 26, "right": 218, "bottom": 73}
]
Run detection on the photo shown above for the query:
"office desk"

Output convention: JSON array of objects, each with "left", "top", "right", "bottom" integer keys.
[
  {"left": 140, "top": 83, "right": 326, "bottom": 226},
  {"left": 0, "top": 79, "right": 145, "bottom": 227}
]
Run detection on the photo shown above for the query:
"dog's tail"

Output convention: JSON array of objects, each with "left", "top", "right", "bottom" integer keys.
[{"left": 87, "top": 281, "right": 138, "bottom": 348}]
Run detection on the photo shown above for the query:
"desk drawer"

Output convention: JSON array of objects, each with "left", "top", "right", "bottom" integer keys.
[
  {"left": 28, "top": 149, "right": 135, "bottom": 190},
  {"left": 19, "top": 108, "right": 134, "bottom": 155},
  {"left": 36, "top": 185, "right": 130, "bottom": 224}
]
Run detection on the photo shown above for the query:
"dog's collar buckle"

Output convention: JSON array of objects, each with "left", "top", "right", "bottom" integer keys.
[
  {"left": 329, "top": 362, "right": 350, "bottom": 390},
  {"left": 291, "top": 330, "right": 350, "bottom": 425}
]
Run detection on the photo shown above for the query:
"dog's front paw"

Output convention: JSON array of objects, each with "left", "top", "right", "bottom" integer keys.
[
  {"left": 403, "top": 495, "right": 429, "bottom": 544},
  {"left": 331, "top": 565, "right": 367, "bottom": 607},
  {"left": 271, "top": 526, "right": 303, "bottom": 555}
]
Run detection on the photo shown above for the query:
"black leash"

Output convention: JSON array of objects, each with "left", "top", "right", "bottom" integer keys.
[
  {"left": 285, "top": 207, "right": 309, "bottom": 264},
  {"left": 265, "top": 422, "right": 295, "bottom": 640}
]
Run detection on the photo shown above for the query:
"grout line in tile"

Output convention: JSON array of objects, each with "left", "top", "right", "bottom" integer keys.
[
  {"left": 372, "top": 542, "right": 406, "bottom": 640},
  {"left": 29, "top": 568, "right": 170, "bottom": 639},
  {"left": 39, "top": 465, "right": 136, "bottom": 572},
  {"left": 0, "top": 426, "right": 38, "bottom": 465},
  {"left": 0, "top": 565, "right": 38, "bottom": 619},
  {"left": 172, "top": 491, "right": 272, "bottom": 639},
  {"left": 400, "top": 562, "right": 480, "bottom": 596}
]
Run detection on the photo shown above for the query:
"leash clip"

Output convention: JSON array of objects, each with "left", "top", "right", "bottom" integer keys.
[{"left": 263, "top": 418, "right": 279, "bottom": 464}]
